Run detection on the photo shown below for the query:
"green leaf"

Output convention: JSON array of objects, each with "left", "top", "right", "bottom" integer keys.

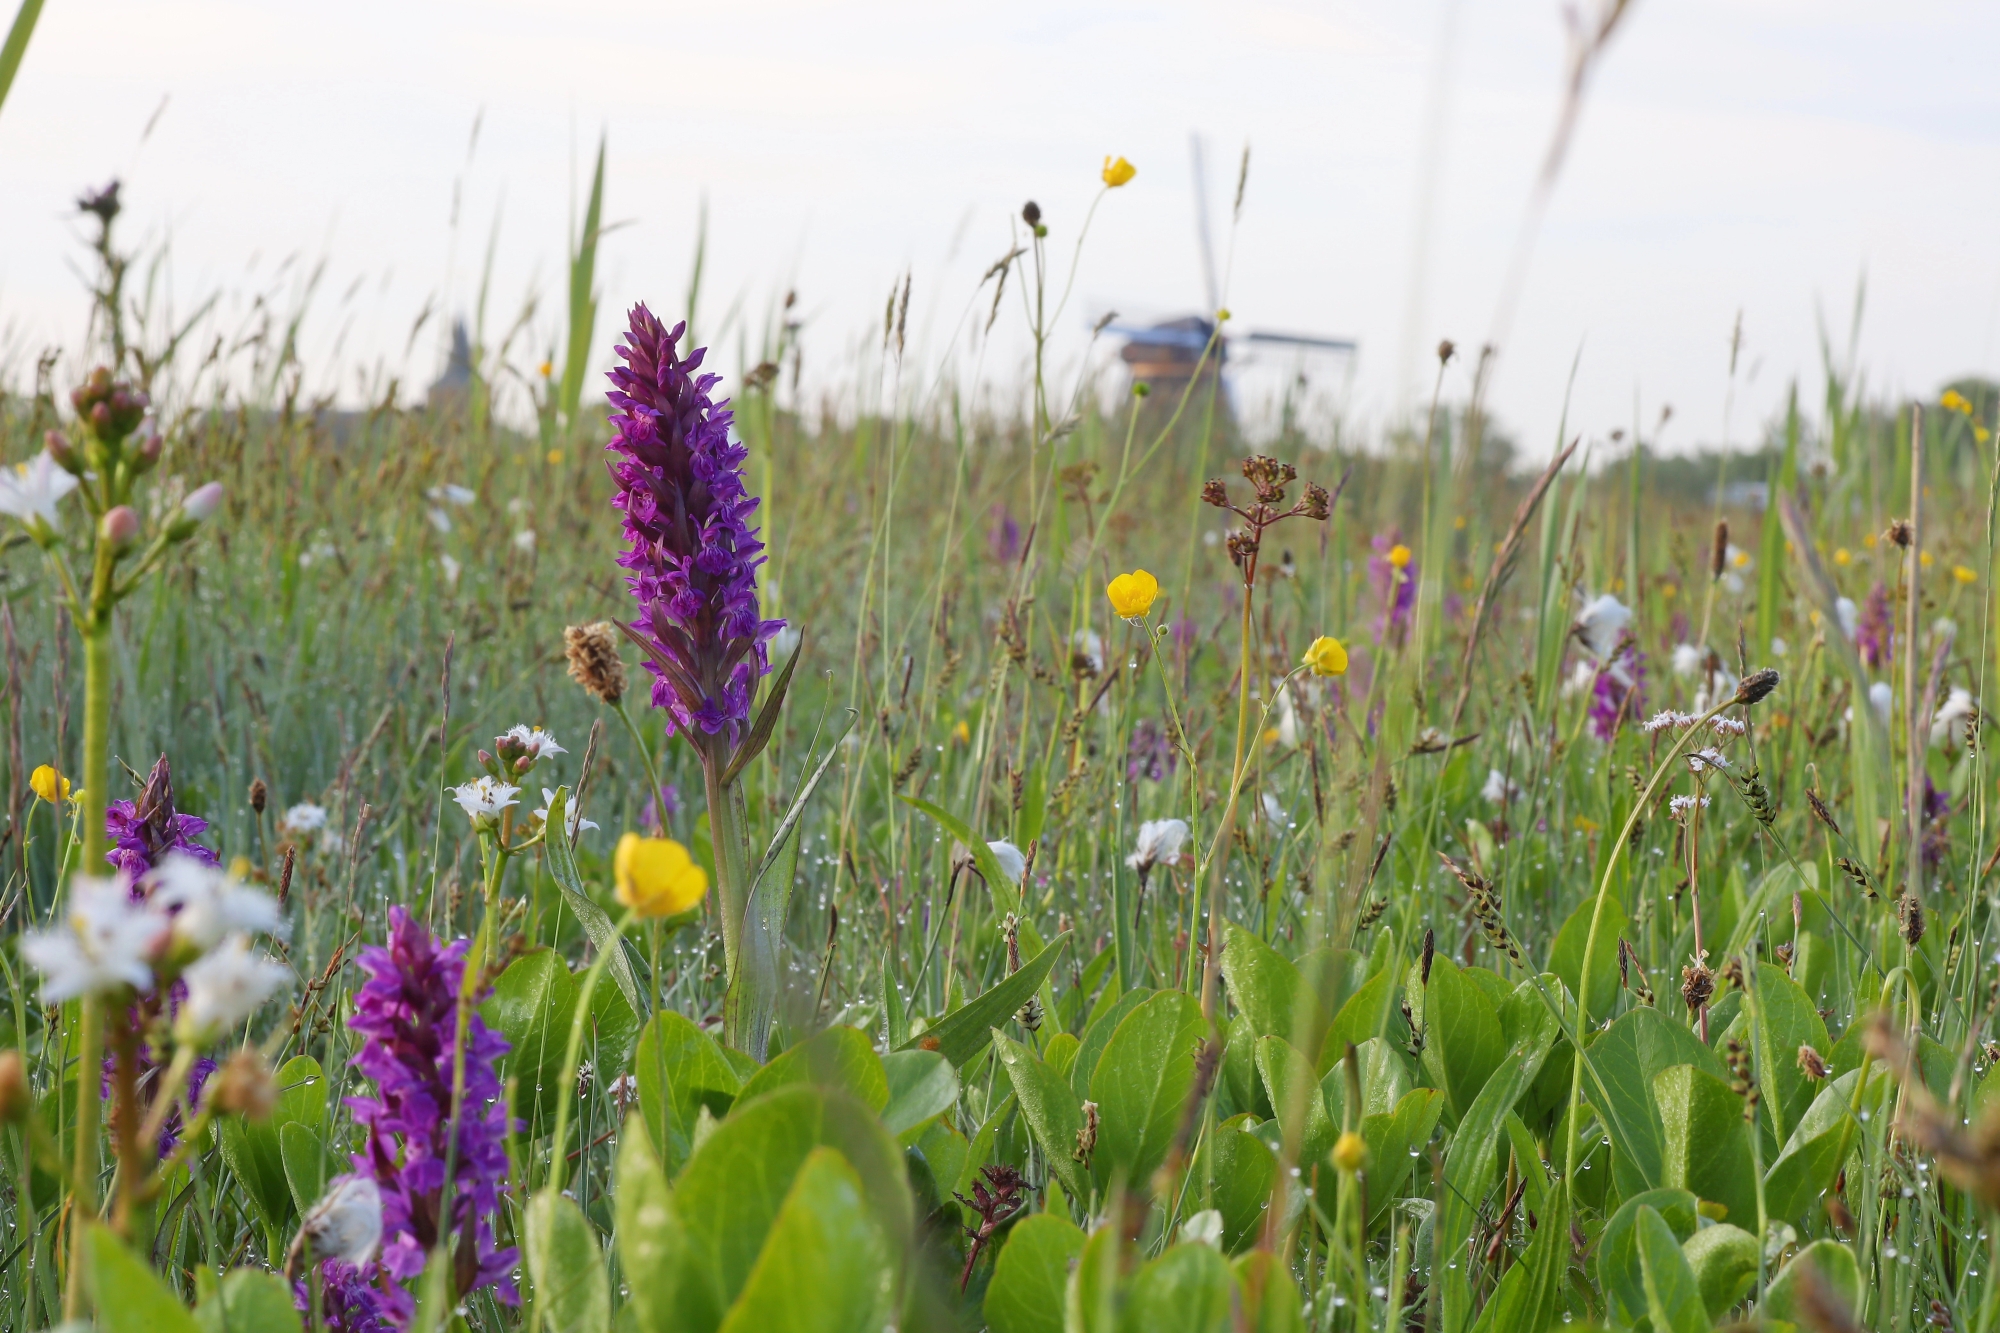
[
  {"left": 1208, "top": 1115, "right": 1278, "bottom": 1252},
  {"left": 1255, "top": 1036, "right": 1335, "bottom": 1177},
  {"left": 985, "top": 1212, "right": 1087, "bottom": 1333},
  {"left": 527, "top": 1189, "right": 610, "bottom": 1333},
  {"left": 1747, "top": 962, "right": 1831, "bottom": 1144},
  {"left": 1119, "top": 1242, "right": 1233, "bottom": 1333},
  {"left": 881, "top": 1048, "right": 958, "bottom": 1142},
  {"left": 1222, "top": 922, "right": 1308, "bottom": 1049},
  {"left": 613, "top": 1125, "right": 687, "bottom": 1333},
  {"left": 1018, "top": 763, "right": 1049, "bottom": 846},
  {"left": 274, "top": 1055, "right": 326, "bottom": 1130},
  {"left": 993, "top": 1030, "right": 1088, "bottom": 1200},
  {"left": 1547, "top": 895, "right": 1628, "bottom": 1025},
  {"left": 673, "top": 1086, "right": 910, "bottom": 1332},
  {"left": 1434, "top": 977, "right": 1561, "bottom": 1333},
  {"left": 1597, "top": 1188, "right": 1699, "bottom": 1327},
  {"left": 485, "top": 947, "right": 577, "bottom": 1130},
  {"left": 715, "top": 1146, "right": 893, "bottom": 1333},
  {"left": 194, "top": 1268, "right": 303, "bottom": 1333},
  {"left": 897, "top": 931, "right": 1070, "bottom": 1068},
  {"left": 1682, "top": 1222, "right": 1759, "bottom": 1318},
  {"left": 1634, "top": 1206, "right": 1709, "bottom": 1333},
  {"left": 217, "top": 1115, "right": 294, "bottom": 1239},
  {"left": 1582, "top": 1005, "right": 1726, "bottom": 1198},
  {"left": 0, "top": 0, "right": 45, "bottom": 124},
  {"left": 1762, "top": 1239, "right": 1861, "bottom": 1325},
  {"left": 1089, "top": 989, "right": 1206, "bottom": 1189},
  {"left": 544, "top": 786, "right": 648, "bottom": 1022},
  {"left": 1406, "top": 956, "right": 1503, "bottom": 1123},
  {"left": 738, "top": 1026, "right": 888, "bottom": 1112},
  {"left": 1359, "top": 1088, "right": 1444, "bottom": 1231},
  {"left": 634, "top": 1009, "right": 741, "bottom": 1174},
  {"left": 1764, "top": 1066, "right": 1887, "bottom": 1224},
  {"left": 1231, "top": 1250, "right": 1306, "bottom": 1333},
  {"left": 1470, "top": 1186, "right": 1568, "bottom": 1333},
  {"left": 1073, "top": 988, "right": 1151, "bottom": 1099},
  {"left": 1322, "top": 969, "right": 1406, "bottom": 1066},
  {"left": 279, "top": 1121, "right": 326, "bottom": 1218},
  {"left": 87, "top": 1224, "right": 202, "bottom": 1333},
  {"left": 1654, "top": 1063, "right": 1757, "bottom": 1226}
]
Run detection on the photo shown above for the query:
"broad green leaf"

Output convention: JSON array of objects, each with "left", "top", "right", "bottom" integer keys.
[
  {"left": 716, "top": 1147, "right": 894, "bottom": 1333},
  {"left": 673, "top": 1085, "right": 910, "bottom": 1332},
  {"left": 1470, "top": 1186, "right": 1568, "bottom": 1333},
  {"left": 1406, "top": 956, "right": 1503, "bottom": 1123},
  {"left": 1068, "top": 1222, "right": 1121, "bottom": 1333},
  {"left": 738, "top": 1026, "right": 888, "bottom": 1112},
  {"left": 614, "top": 1125, "right": 686, "bottom": 1333},
  {"left": 1360, "top": 1088, "right": 1445, "bottom": 1231},
  {"left": 1222, "top": 923, "right": 1308, "bottom": 1050},
  {"left": 1654, "top": 1063, "right": 1757, "bottom": 1225},
  {"left": 1255, "top": 1035, "right": 1335, "bottom": 1177},
  {"left": 1232, "top": 1250, "right": 1307, "bottom": 1333},
  {"left": 1746, "top": 962, "right": 1831, "bottom": 1144},
  {"left": 195, "top": 1267, "right": 304, "bottom": 1333},
  {"left": 1762, "top": 1239, "right": 1860, "bottom": 1325},
  {"left": 527, "top": 1190, "right": 610, "bottom": 1333},
  {"left": 1764, "top": 1065, "right": 1889, "bottom": 1224},
  {"left": 1045, "top": 1031, "right": 1081, "bottom": 1082},
  {"left": 279, "top": 1121, "right": 326, "bottom": 1218},
  {"left": 1582, "top": 1005, "right": 1726, "bottom": 1198},
  {"left": 1597, "top": 1189, "right": 1699, "bottom": 1327},
  {"left": 898, "top": 932, "right": 1070, "bottom": 1068},
  {"left": 87, "top": 1224, "right": 202, "bottom": 1333},
  {"left": 1075, "top": 988, "right": 1153, "bottom": 1099},
  {"left": 1090, "top": 989, "right": 1206, "bottom": 1190},
  {"left": 1119, "top": 1242, "right": 1232, "bottom": 1333},
  {"left": 882, "top": 1048, "right": 958, "bottom": 1141},
  {"left": 634, "top": 1009, "right": 741, "bottom": 1174},
  {"left": 217, "top": 1115, "right": 293, "bottom": 1239},
  {"left": 1547, "top": 895, "right": 1628, "bottom": 1024},
  {"left": 1209, "top": 1115, "right": 1278, "bottom": 1252},
  {"left": 1434, "top": 978, "right": 1560, "bottom": 1333},
  {"left": 485, "top": 947, "right": 575, "bottom": 1129},
  {"left": 543, "top": 786, "right": 648, "bottom": 1022},
  {"left": 1682, "top": 1222, "right": 1758, "bottom": 1317},
  {"left": 1322, "top": 970, "right": 1406, "bottom": 1072},
  {"left": 985, "top": 1212, "right": 1086, "bottom": 1333},
  {"left": 993, "top": 1030, "right": 1088, "bottom": 1200},
  {"left": 915, "top": 1118, "right": 969, "bottom": 1209},
  {"left": 1634, "top": 1206, "right": 1708, "bottom": 1333},
  {"left": 1018, "top": 762, "right": 1049, "bottom": 845},
  {"left": 274, "top": 1055, "right": 326, "bottom": 1130}
]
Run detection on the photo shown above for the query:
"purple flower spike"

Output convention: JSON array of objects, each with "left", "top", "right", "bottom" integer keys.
[
  {"left": 345, "top": 907, "right": 517, "bottom": 1316},
  {"left": 606, "top": 306, "right": 785, "bottom": 744},
  {"left": 1588, "top": 642, "right": 1645, "bottom": 741},
  {"left": 105, "top": 755, "right": 216, "bottom": 879}
]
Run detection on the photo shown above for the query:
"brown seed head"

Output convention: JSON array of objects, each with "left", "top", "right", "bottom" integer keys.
[
  {"left": 212, "top": 1047, "right": 278, "bottom": 1120},
  {"left": 1436, "top": 339, "right": 1456, "bottom": 364},
  {"left": 564, "top": 622, "right": 628, "bottom": 706},
  {"left": 1021, "top": 200, "right": 1042, "bottom": 228},
  {"left": 1798, "top": 1044, "right": 1829, "bottom": 1080},
  {"left": 1887, "top": 518, "right": 1914, "bottom": 549},
  {"left": 1806, "top": 788, "right": 1840, "bottom": 835},
  {"left": 1899, "top": 892, "right": 1926, "bottom": 947},
  {"left": 1201, "top": 477, "right": 1229, "bottom": 508},
  {"left": 1681, "top": 963, "right": 1715, "bottom": 1012},
  {"left": 1710, "top": 520, "right": 1730, "bottom": 580},
  {"left": 248, "top": 778, "right": 268, "bottom": 815},
  {"left": 1296, "top": 481, "right": 1331, "bottom": 521},
  {"left": 1735, "top": 668, "right": 1781, "bottom": 706}
]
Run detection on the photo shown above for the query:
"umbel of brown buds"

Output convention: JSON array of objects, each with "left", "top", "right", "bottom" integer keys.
[
  {"left": 1735, "top": 668, "right": 1781, "bottom": 706},
  {"left": 1682, "top": 962, "right": 1716, "bottom": 1012},
  {"left": 564, "top": 622, "right": 628, "bottom": 706},
  {"left": 1202, "top": 455, "right": 1334, "bottom": 576}
]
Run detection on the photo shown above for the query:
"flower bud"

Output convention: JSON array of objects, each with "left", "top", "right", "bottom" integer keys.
[
  {"left": 211, "top": 1047, "right": 278, "bottom": 1119},
  {"left": 1331, "top": 1130, "right": 1368, "bottom": 1174},
  {"left": 182, "top": 481, "right": 224, "bottom": 522},
  {"left": 0, "top": 1050, "right": 30, "bottom": 1124},
  {"left": 99, "top": 505, "right": 140, "bottom": 550},
  {"left": 248, "top": 777, "right": 268, "bottom": 815},
  {"left": 44, "top": 430, "right": 80, "bottom": 474},
  {"left": 133, "top": 432, "right": 164, "bottom": 473}
]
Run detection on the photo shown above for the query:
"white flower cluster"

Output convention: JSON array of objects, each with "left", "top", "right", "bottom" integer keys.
[
  {"left": 452, "top": 776, "right": 520, "bottom": 830},
  {"left": 22, "top": 854, "right": 291, "bottom": 1043}
]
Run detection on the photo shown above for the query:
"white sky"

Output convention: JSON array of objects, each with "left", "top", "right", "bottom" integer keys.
[{"left": 2, "top": 0, "right": 1998, "bottom": 456}]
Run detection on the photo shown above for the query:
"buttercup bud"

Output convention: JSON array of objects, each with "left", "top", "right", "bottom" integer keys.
[
  {"left": 1331, "top": 1130, "right": 1369, "bottom": 1173},
  {"left": 100, "top": 505, "right": 140, "bottom": 549}
]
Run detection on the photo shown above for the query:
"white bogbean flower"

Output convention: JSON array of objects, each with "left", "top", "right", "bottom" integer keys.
[
  {"left": 499, "top": 725, "right": 566, "bottom": 763},
  {"left": 1869, "top": 681, "right": 1894, "bottom": 721},
  {"left": 452, "top": 777, "right": 520, "bottom": 830},
  {"left": 0, "top": 451, "right": 81, "bottom": 542},
  {"left": 1481, "top": 769, "right": 1520, "bottom": 805},
  {"left": 1835, "top": 596, "right": 1859, "bottom": 639},
  {"left": 985, "top": 840, "right": 1027, "bottom": 886},
  {"left": 279, "top": 802, "right": 328, "bottom": 835},
  {"left": 1642, "top": 710, "right": 1696, "bottom": 734},
  {"left": 22, "top": 875, "right": 164, "bottom": 1001},
  {"left": 1668, "top": 794, "right": 1712, "bottom": 819},
  {"left": 177, "top": 935, "right": 291, "bottom": 1039},
  {"left": 149, "top": 852, "right": 289, "bottom": 949},
  {"left": 532, "top": 789, "right": 599, "bottom": 839},
  {"left": 512, "top": 529, "right": 537, "bottom": 553},
  {"left": 1574, "top": 594, "right": 1632, "bottom": 661},
  {"left": 1671, "top": 643, "right": 1705, "bottom": 678},
  {"left": 1126, "top": 818, "right": 1191, "bottom": 874},
  {"left": 300, "top": 1174, "right": 384, "bottom": 1267},
  {"left": 426, "top": 507, "right": 454, "bottom": 535},
  {"left": 428, "top": 483, "right": 476, "bottom": 507}
]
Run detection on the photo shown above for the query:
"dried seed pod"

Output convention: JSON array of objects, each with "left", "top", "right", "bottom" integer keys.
[
  {"left": 1682, "top": 963, "right": 1716, "bottom": 1012},
  {"left": 1898, "top": 893, "right": 1926, "bottom": 947},
  {"left": 563, "top": 622, "right": 628, "bottom": 706},
  {"left": 248, "top": 778, "right": 268, "bottom": 815},
  {"left": 1886, "top": 518, "right": 1914, "bottom": 549},
  {"left": 1736, "top": 668, "right": 1781, "bottom": 706},
  {"left": 1073, "top": 1100, "right": 1099, "bottom": 1164}
]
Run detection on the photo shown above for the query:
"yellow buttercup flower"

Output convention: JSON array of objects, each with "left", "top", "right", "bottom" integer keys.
[
  {"left": 614, "top": 833, "right": 709, "bottom": 918},
  {"left": 1921, "top": 551, "right": 1935, "bottom": 568},
  {"left": 1863, "top": 533, "right": 1878, "bottom": 550},
  {"left": 30, "top": 764, "right": 70, "bottom": 804},
  {"left": 546, "top": 449, "right": 564, "bottom": 466},
  {"left": 1955, "top": 564, "right": 1979, "bottom": 584},
  {"left": 1386, "top": 544, "right": 1412, "bottom": 570},
  {"left": 1833, "top": 547, "right": 1851, "bottom": 566},
  {"left": 1943, "top": 389, "right": 1974, "bottom": 416},
  {"left": 1303, "top": 636, "right": 1348, "bottom": 677},
  {"left": 952, "top": 720, "right": 971, "bottom": 744},
  {"left": 1331, "top": 1130, "right": 1368, "bottom": 1173},
  {"left": 1106, "top": 569, "right": 1160, "bottom": 622},
  {"left": 1101, "top": 156, "right": 1136, "bottom": 188}
]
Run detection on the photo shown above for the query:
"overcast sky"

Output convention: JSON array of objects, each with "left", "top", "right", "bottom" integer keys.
[{"left": 2, "top": 0, "right": 1997, "bottom": 456}]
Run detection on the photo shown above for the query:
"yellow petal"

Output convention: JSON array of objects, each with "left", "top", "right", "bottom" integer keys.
[
  {"left": 1303, "top": 636, "right": 1348, "bottom": 677},
  {"left": 1105, "top": 569, "right": 1160, "bottom": 620},
  {"left": 1101, "top": 156, "right": 1137, "bottom": 188},
  {"left": 615, "top": 832, "right": 709, "bottom": 918},
  {"left": 30, "top": 764, "right": 70, "bottom": 804}
]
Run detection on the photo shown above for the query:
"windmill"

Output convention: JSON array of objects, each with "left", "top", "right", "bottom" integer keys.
[{"left": 1107, "top": 135, "right": 1355, "bottom": 408}]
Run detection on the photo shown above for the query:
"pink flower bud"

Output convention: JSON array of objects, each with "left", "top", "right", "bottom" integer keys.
[
  {"left": 100, "top": 505, "right": 140, "bottom": 548},
  {"left": 44, "top": 430, "right": 76, "bottom": 471},
  {"left": 135, "top": 434, "right": 163, "bottom": 470},
  {"left": 182, "top": 482, "right": 224, "bottom": 523}
]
